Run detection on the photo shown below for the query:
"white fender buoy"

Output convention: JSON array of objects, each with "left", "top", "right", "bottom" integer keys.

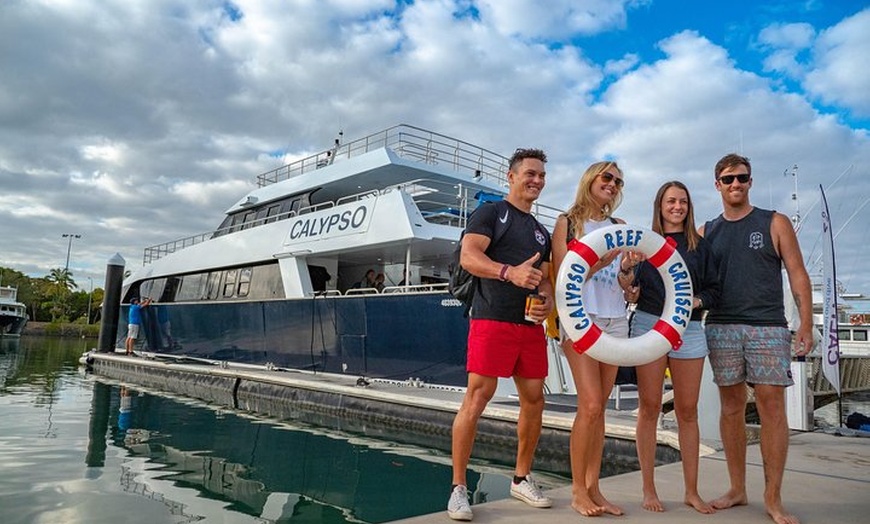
[{"left": 555, "top": 224, "right": 693, "bottom": 366}]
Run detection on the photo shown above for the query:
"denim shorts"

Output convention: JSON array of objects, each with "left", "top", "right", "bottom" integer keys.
[
  {"left": 560, "top": 312, "right": 629, "bottom": 341},
  {"left": 705, "top": 324, "right": 793, "bottom": 387},
  {"left": 629, "top": 310, "right": 708, "bottom": 360}
]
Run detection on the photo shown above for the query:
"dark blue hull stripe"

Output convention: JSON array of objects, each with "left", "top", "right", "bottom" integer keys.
[{"left": 122, "top": 294, "right": 471, "bottom": 387}]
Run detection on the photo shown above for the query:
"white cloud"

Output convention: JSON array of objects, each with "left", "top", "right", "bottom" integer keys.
[
  {"left": 603, "top": 53, "right": 640, "bottom": 76},
  {"left": 759, "top": 22, "right": 815, "bottom": 49},
  {"left": 477, "top": 0, "right": 638, "bottom": 39},
  {"left": 0, "top": 0, "right": 868, "bottom": 295},
  {"left": 80, "top": 140, "right": 128, "bottom": 164},
  {"left": 804, "top": 8, "right": 870, "bottom": 117}
]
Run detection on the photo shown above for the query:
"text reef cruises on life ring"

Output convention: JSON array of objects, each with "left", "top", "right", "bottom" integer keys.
[{"left": 555, "top": 224, "right": 694, "bottom": 367}]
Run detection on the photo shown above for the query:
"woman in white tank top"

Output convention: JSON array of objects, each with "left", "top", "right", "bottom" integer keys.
[{"left": 551, "top": 161, "right": 628, "bottom": 517}]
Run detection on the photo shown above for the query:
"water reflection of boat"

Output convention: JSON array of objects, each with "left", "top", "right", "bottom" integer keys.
[
  {"left": 0, "top": 285, "right": 27, "bottom": 337},
  {"left": 119, "top": 125, "right": 559, "bottom": 387},
  {"left": 94, "top": 382, "right": 548, "bottom": 523}
]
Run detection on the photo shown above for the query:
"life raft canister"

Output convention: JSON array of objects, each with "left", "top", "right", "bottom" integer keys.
[{"left": 555, "top": 224, "right": 694, "bottom": 367}]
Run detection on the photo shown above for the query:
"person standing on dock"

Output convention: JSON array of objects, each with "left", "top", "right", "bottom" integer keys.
[
  {"left": 447, "top": 148, "right": 554, "bottom": 521},
  {"left": 551, "top": 161, "right": 629, "bottom": 517},
  {"left": 619, "top": 181, "right": 721, "bottom": 514},
  {"left": 125, "top": 296, "right": 152, "bottom": 355},
  {"left": 700, "top": 153, "right": 813, "bottom": 524}
]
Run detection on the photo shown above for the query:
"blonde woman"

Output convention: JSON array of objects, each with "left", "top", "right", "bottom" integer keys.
[{"left": 551, "top": 161, "right": 627, "bottom": 517}]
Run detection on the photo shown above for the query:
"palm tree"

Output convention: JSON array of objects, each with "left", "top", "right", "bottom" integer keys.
[{"left": 45, "top": 268, "right": 77, "bottom": 321}]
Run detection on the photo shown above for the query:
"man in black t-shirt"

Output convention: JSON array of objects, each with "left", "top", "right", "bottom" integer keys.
[{"left": 447, "top": 148, "right": 554, "bottom": 521}]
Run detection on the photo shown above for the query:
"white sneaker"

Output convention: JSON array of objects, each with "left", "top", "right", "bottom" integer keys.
[
  {"left": 510, "top": 474, "right": 552, "bottom": 508},
  {"left": 447, "top": 485, "right": 473, "bottom": 521}
]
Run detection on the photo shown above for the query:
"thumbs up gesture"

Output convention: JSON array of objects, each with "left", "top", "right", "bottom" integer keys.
[{"left": 505, "top": 252, "right": 543, "bottom": 289}]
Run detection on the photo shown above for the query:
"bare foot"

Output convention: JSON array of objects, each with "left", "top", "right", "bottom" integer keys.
[
  {"left": 591, "top": 491, "right": 624, "bottom": 516},
  {"left": 572, "top": 492, "right": 605, "bottom": 517},
  {"left": 685, "top": 493, "right": 715, "bottom": 514},
  {"left": 642, "top": 492, "right": 664, "bottom": 512},
  {"left": 767, "top": 502, "right": 800, "bottom": 524},
  {"left": 711, "top": 488, "right": 747, "bottom": 510}
]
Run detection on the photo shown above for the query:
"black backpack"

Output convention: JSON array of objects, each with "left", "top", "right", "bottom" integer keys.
[{"left": 449, "top": 200, "right": 511, "bottom": 316}]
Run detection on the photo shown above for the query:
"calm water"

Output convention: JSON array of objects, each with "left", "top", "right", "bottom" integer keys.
[
  {"left": 0, "top": 337, "right": 567, "bottom": 524},
  {"left": 3, "top": 337, "right": 865, "bottom": 524}
]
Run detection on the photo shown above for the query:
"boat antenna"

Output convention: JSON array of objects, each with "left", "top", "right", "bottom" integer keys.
[{"left": 785, "top": 164, "right": 800, "bottom": 230}]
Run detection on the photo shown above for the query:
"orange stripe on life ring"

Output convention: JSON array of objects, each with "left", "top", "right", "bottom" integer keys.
[
  {"left": 568, "top": 238, "right": 600, "bottom": 267},
  {"left": 653, "top": 320, "right": 683, "bottom": 350},
  {"left": 647, "top": 236, "right": 677, "bottom": 268},
  {"left": 572, "top": 323, "right": 602, "bottom": 354}
]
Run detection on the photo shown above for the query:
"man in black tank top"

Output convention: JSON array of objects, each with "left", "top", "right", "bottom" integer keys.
[{"left": 699, "top": 153, "right": 813, "bottom": 524}]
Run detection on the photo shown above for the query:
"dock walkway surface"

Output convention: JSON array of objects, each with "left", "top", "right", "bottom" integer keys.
[
  {"left": 84, "top": 351, "right": 869, "bottom": 523},
  {"left": 395, "top": 430, "right": 869, "bottom": 524}
]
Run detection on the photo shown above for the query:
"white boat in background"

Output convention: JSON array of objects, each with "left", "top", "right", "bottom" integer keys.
[
  {"left": 119, "top": 125, "right": 560, "bottom": 387},
  {"left": 823, "top": 292, "right": 870, "bottom": 357},
  {"left": 0, "top": 286, "right": 28, "bottom": 336}
]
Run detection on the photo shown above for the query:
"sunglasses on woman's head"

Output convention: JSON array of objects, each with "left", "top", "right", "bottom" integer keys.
[
  {"left": 717, "top": 174, "right": 750, "bottom": 185},
  {"left": 598, "top": 172, "right": 624, "bottom": 188}
]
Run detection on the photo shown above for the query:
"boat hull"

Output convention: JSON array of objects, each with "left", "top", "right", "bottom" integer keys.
[
  {"left": 120, "top": 293, "right": 472, "bottom": 387},
  {"left": 0, "top": 314, "right": 27, "bottom": 337}
]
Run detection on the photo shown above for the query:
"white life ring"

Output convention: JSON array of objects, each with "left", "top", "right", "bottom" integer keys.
[{"left": 555, "top": 224, "right": 693, "bottom": 366}]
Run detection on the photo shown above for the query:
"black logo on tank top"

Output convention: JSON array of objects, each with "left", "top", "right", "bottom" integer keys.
[{"left": 749, "top": 231, "right": 764, "bottom": 250}]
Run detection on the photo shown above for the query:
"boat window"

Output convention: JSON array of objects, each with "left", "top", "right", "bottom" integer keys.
[
  {"left": 160, "top": 277, "right": 181, "bottom": 302},
  {"left": 280, "top": 197, "right": 302, "bottom": 219},
  {"left": 254, "top": 206, "right": 267, "bottom": 221},
  {"left": 241, "top": 210, "right": 257, "bottom": 230},
  {"left": 223, "top": 269, "right": 237, "bottom": 297},
  {"left": 176, "top": 274, "right": 206, "bottom": 301},
  {"left": 139, "top": 279, "right": 158, "bottom": 300},
  {"left": 854, "top": 329, "right": 868, "bottom": 342},
  {"left": 264, "top": 204, "right": 281, "bottom": 223},
  {"left": 206, "top": 271, "right": 222, "bottom": 299},
  {"left": 246, "top": 263, "right": 284, "bottom": 299},
  {"left": 229, "top": 213, "right": 245, "bottom": 233},
  {"left": 238, "top": 267, "right": 252, "bottom": 297},
  {"left": 147, "top": 278, "right": 167, "bottom": 302},
  {"left": 838, "top": 329, "right": 852, "bottom": 341}
]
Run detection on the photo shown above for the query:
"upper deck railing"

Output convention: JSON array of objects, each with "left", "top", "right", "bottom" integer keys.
[
  {"left": 140, "top": 126, "right": 563, "bottom": 265},
  {"left": 255, "top": 124, "right": 510, "bottom": 188}
]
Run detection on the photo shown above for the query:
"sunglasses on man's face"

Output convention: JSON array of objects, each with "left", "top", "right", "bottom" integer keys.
[
  {"left": 598, "top": 172, "right": 624, "bottom": 188},
  {"left": 717, "top": 174, "right": 750, "bottom": 185}
]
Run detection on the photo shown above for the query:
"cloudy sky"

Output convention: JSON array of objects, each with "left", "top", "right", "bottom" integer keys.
[{"left": 2, "top": 0, "right": 868, "bottom": 297}]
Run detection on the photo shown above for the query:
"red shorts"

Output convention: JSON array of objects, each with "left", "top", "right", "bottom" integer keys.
[{"left": 467, "top": 319, "right": 548, "bottom": 379}]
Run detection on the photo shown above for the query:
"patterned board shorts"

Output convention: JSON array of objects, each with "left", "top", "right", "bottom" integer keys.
[{"left": 705, "top": 324, "right": 793, "bottom": 387}]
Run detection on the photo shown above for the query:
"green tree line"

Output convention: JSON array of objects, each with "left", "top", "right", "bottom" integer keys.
[{"left": 1, "top": 266, "right": 104, "bottom": 324}]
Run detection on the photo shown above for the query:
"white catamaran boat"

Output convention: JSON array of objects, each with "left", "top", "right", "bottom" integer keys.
[
  {"left": 120, "top": 125, "right": 560, "bottom": 387},
  {"left": 0, "top": 286, "right": 28, "bottom": 336}
]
